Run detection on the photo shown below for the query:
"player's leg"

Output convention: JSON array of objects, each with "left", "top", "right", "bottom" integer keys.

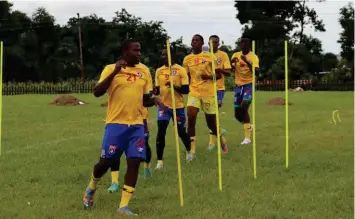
[
  {"left": 203, "top": 97, "right": 228, "bottom": 153},
  {"left": 83, "top": 124, "right": 125, "bottom": 208},
  {"left": 234, "top": 86, "right": 244, "bottom": 123},
  {"left": 186, "top": 94, "right": 201, "bottom": 158},
  {"left": 143, "top": 119, "right": 152, "bottom": 176},
  {"left": 240, "top": 84, "right": 253, "bottom": 145},
  {"left": 117, "top": 125, "right": 146, "bottom": 216},
  {"left": 155, "top": 106, "right": 171, "bottom": 169},
  {"left": 174, "top": 108, "right": 192, "bottom": 160},
  {"left": 208, "top": 90, "right": 226, "bottom": 150},
  {"left": 108, "top": 158, "right": 121, "bottom": 193}
]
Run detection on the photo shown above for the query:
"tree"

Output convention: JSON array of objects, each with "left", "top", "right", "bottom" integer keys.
[{"left": 338, "top": 2, "right": 354, "bottom": 78}]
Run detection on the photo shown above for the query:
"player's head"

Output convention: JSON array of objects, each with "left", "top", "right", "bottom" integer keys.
[
  {"left": 209, "top": 35, "right": 220, "bottom": 51},
  {"left": 161, "top": 45, "right": 175, "bottom": 65},
  {"left": 240, "top": 36, "right": 251, "bottom": 53},
  {"left": 191, "top": 34, "right": 204, "bottom": 50},
  {"left": 121, "top": 39, "right": 141, "bottom": 65}
]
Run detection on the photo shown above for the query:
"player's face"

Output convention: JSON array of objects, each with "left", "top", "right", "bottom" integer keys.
[
  {"left": 240, "top": 39, "right": 250, "bottom": 52},
  {"left": 161, "top": 49, "right": 168, "bottom": 64},
  {"left": 191, "top": 35, "right": 203, "bottom": 50},
  {"left": 210, "top": 37, "right": 219, "bottom": 50},
  {"left": 126, "top": 42, "right": 141, "bottom": 65}
]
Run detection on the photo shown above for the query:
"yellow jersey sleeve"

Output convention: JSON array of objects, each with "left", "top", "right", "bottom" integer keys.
[
  {"left": 182, "top": 57, "right": 189, "bottom": 73},
  {"left": 253, "top": 54, "right": 260, "bottom": 68},
  {"left": 223, "top": 53, "right": 232, "bottom": 69},
  {"left": 154, "top": 69, "right": 160, "bottom": 87},
  {"left": 180, "top": 67, "right": 189, "bottom": 85},
  {"left": 144, "top": 68, "right": 153, "bottom": 95},
  {"left": 98, "top": 65, "right": 114, "bottom": 83}
]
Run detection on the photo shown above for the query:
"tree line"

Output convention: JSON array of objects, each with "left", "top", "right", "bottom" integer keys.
[{"left": 0, "top": 1, "right": 354, "bottom": 84}]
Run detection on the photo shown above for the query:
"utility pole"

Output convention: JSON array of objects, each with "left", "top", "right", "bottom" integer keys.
[{"left": 77, "top": 13, "right": 84, "bottom": 81}]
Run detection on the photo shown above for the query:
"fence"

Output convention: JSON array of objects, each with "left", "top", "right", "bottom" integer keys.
[{"left": 2, "top": 80, "right": 354, "bottom": 95}]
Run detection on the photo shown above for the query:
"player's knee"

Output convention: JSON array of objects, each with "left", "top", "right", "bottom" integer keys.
[
  {"left": 241, "top": 100, "right": 250, "bottom": 109},
  {"left": 187, "top": 106, "right": 198, "bottom": 118}
]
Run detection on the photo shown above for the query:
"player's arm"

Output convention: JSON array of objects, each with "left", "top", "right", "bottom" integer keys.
[
  {"left": 174, "top": 68, "right": 189, "bottom": 94},
  {"left": 153, "top": 69, "right": 160, "bottom": 96},
  {"left": 93, "top": 60, "right": 126, "bottom": 97},
  {"left": 182, "top": 57, "right": 191, "bottom": 84},
  {"left": 241, "top": 55, "right": 260, "bottom": 74},
  {"left": 216, "top": 53, "right": 232, "bottom": 77},
  {"left": 230, "top": 53, "right": 238, "bottom": 71}
]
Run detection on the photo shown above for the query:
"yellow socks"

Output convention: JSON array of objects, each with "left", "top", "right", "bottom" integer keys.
[
  {"left": 244, "top": 123, "right": 251, "bottom": 139},
  {"left": 144, "top": 162, "right": 151, "bottom": 169},
  {"left": 190, "top": 136, "right": 196, "bottom": 153},
  {"left": 157, "top": 160, "right": 163, "bottom": 165},
  {"left": 119, "top": 185, "right": 135, "bottom": 208},
  {"left": 111, "top": 171, "right": 119, "bottom": 184},
  {"left": 209, "top": 131, "right": 216, "bottom": 145},
  {"left": 88, "top": 173, "right": 100, "bottom": 190}
]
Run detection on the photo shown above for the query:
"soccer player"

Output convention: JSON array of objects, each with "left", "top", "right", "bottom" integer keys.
[
  {"left": 82, "top": 39, "right": 164, "bottom": 216},
  {"left": 231, "top": 37, "right": 259, "bottom": 145},
  {"left": 107, "top": 85, "right": 153, "bottom": 193},
  {"left": 154, "top": 46, "right": 192, "bottom": 169},
  {"left": 207, "top": 35, "right": 232, "bottom": 151},
  {"left": 183, "top": 34, "right": 228, "bottom": 158}
]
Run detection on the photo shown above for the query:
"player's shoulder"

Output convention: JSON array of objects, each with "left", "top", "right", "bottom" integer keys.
[
  {"left": 183, "top": 54, "right": 194, "bottom": 63},
  {"left": 232, "top": 51, "right": 242, "bottom": 57},
  {"left": 156, "top": 65, "right": 167, "bottom": 74},
  {"left": 103, "top": 64, "right": 115, "bottom": 71},
  {"left": 173, "top": 64, "right": 186, "bottom": 73},
  {"left": 136, "top": 63, "right": 150, "bottom": 72}
]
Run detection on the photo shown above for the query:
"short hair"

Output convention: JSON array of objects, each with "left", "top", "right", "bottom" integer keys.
[
  {"left": 121, "top": 39, "right": 139, "bottom": 53},
  {"left": 209, "top": 35, "right": 219, "bottom": 40},
  {"left": 194, "top": 34, "right": 204, "bottom": 43}
]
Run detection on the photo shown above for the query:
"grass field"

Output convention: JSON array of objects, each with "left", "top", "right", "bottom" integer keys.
[{"left": 0, "top": 91, "right": 354, "bottom": 219}]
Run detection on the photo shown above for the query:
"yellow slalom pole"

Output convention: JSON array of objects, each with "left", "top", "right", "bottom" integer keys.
[
  {"left": 251, "top": 41, "right": 256, "bottom": 179},
  {"left": 166, "top": 40, "right": 184, "bottom": 206},
  {"left": 0, "top": 41, "right": 3, "bottom": 156},
  {"left": 209, "top": 40, "right": 223, "bottom": 191},
  {"left": 284, "top": 40, "right": 289, "bottom": 168}
]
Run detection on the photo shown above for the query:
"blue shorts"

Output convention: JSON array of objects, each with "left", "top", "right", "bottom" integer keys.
[
  {"left": 217, "top": 90, "right": 225, "bottom": 106},
  {"left": 157, "top": 106, "right": 186, "bottom": 129},
  {"left": 143, "top": 119, "right": 149, "bottom": 140},
  {"left": 234, "top": 83, "right": 252, "bottom": 108},
  {"left": 100, "top": 123, "right": 146, "bottom": 160}
]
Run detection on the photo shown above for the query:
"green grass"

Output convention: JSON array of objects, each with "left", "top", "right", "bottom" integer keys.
[{"left": 0, "top": 92, "right": 353, "bottom": 219}]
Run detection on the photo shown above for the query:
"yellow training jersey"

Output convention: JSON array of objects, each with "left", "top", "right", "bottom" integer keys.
[
  {"left": 98, "top": 63, "right": 152, "bottom": 125},
  {"left": 231, "top": 51, "right": 259, "bottom": 86},
  {"left": 155, "top": 64, "right": 189, "bottom": 109},
  {"left": 214, "top": 50, "right": 232, "bottom": 91},
  {"left": 183, "top": 51, "right": 217, "bottom": 97}
]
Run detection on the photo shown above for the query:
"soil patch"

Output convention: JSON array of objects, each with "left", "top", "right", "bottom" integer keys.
[
  {"left": 49, "top": 95, "right": 86, "bottom": 106},
  {"left": 268, "top": 97, "right": 293, "bottom": 106}
]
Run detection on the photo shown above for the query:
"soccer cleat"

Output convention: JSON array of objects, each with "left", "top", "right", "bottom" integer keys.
[
  {"left": 186, "top": 152, "right": 195, "bottom": 162},
  {"left": 83, "top": 187, "right": 96, "bottom": 209},
  {"left": 108, "top": 182, "right": 119, "bottom": 193},
  {"left": 143, "top": 168, "right": 152, "bottom": 177},
  {"left": 241, "top": 138, "right": 252, "bottom": 145},
  {"left": 207, "top": 129, "right": 227, "bottom": 151},
  {"left": 155, "top": 162, "right": 164, "bottom": 170},
  {"left": 117, "top": 206, "right": 138, "bottom": 216},
  {"left": 207, "top": 144, "right": 216, "bottom": 150}
]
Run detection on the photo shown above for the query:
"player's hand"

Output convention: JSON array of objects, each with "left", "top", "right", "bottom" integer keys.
[
  {"left": 153, "top": 96, "right": 166, "bottom": 110},
  {"left": 240, "top": 55, "right": 250, "bottom": 65},
  {"left": 215, "top": 68, "right": 224, "bottom": 74},
  {"left": 165, "top": 81, "right": 171, "bottom": 87},
  {"left": 231, "top": 57, "right": 239, "bottom": 63},
  {"left": 201, "top": 74, "right": 212, "bottom": 80},
  {"left": 114, "top": 60, "right": 127, "bottom": 73}
]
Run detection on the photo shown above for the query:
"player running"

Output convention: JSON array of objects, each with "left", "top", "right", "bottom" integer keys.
[
  {"left": 231, "top": 37, "right": 259, "bottom": 145},
  {"left": 154, "top": 46, "right": 192, "bottom": 169},
  {"left": 107, "top": 85, "right": 153, "bottom": 193},
  {"left": 206, "top": 35, "right": 232, "bottom": 151},
  {"left": 183, "top": 34, "right": 228, "bottom": 158},
  {"left": 82, "top": 39, "right": 164, "bottom": 216}
]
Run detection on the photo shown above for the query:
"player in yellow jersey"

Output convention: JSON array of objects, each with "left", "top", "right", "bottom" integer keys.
[
  {"left": 107, "top": 76, "right": 154, "bottom": 193},
  {"left": 183, "top": 34, "right": 228, "bottom": 158},
  {"left": 82, "top": 39, "right": 164, "bottom": 216},
  {"left": 206, "top": 35, "right": 232, "bottom": 151},
  {"left": 231, "top": 37, "right": 259, "bottom": 145},
  {"left": 154, "top": 46, "right": 192, "bottom": 169}
]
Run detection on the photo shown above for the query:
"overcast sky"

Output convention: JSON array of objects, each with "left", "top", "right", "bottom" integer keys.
[{"left": 10, "top": 0, "right": 352, "bottom": 54}]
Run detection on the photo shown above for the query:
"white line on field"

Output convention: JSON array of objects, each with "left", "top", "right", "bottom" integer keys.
[{"left": 4, "top": 131, "right": 101, "bottom": 155}]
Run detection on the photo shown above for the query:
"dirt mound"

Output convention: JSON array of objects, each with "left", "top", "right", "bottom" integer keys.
[
  {"left": 50, "top": 95, "right": 86, "bottom": 106},
  {"left": 291, "top": 87, "right": 304, "bottom": 92},
  {"left": 268, "top": 97, "right": 293, "bottom": 106}
]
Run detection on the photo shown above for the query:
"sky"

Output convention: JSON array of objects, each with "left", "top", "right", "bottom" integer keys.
[{"left": 9, "top": 0, "right": 353, "bottom": 54}]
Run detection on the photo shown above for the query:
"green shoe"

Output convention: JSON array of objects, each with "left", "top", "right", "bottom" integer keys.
[{"left": 107, "top": 182, "right": 119, "bottom": 193}]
